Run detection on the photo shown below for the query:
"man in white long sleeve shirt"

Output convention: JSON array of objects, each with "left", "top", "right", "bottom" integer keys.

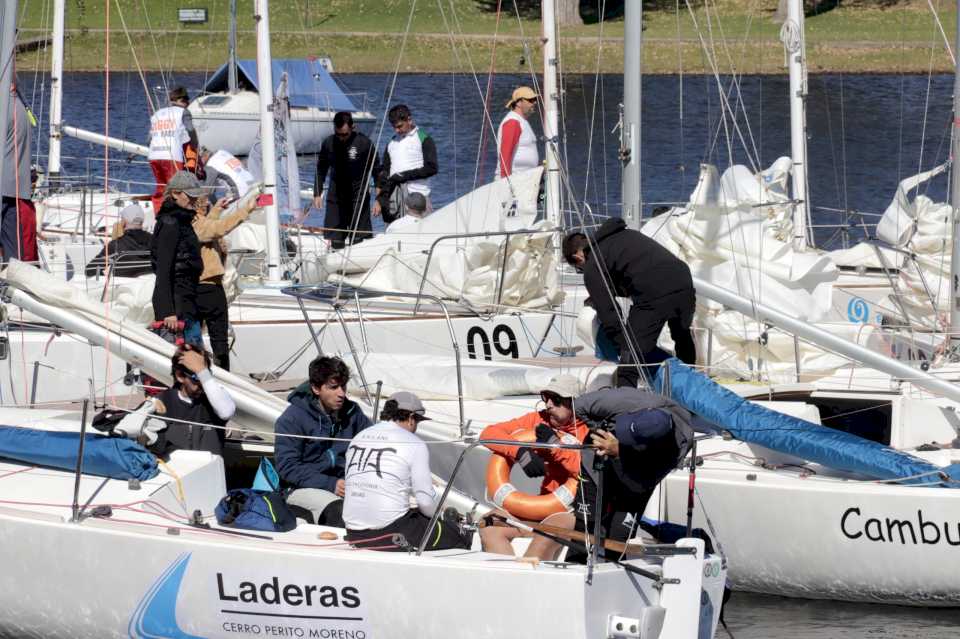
[
  {"left": 148, "top": 344, "right": 236, "bottom": 458},
  {"left": 343, "top": 392, "right": 470, "bottom": 552}
]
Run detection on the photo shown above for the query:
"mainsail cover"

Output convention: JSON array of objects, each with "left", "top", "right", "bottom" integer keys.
[
  {"left": 0, "top": 426, "right": 158, "bottom": 480},
  {"left": 654, "top": 358, "right": 960, "bottom": 486}
]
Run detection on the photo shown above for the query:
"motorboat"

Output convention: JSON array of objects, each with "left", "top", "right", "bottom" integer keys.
[{"left": 189, "top": 59, "right": 376, "bottom": 156}]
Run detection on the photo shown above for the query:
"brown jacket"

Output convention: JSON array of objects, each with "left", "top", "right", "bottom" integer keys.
[{"left": 191, "top": 201, "right": 253, "bottom": 284}]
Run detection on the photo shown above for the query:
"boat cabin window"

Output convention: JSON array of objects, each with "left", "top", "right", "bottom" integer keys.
[
  {"left": 749, "top": 391, "right": 893, "bottom": 446},
  {"left": 201, "top": 95, "right": 232, "bottom": 107}
]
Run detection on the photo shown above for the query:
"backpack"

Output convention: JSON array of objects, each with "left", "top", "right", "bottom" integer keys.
[{"left": 215, "top": 488, "right": 296, "bottom": 533}]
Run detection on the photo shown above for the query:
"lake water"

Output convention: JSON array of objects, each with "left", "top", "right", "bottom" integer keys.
[{"left": 15, "top": 70, "right": 960, "bottom": 636}]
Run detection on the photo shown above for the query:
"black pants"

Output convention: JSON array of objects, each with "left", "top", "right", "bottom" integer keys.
[
  {"left": 324, "top": 186, "right": 372, "bottom": 249},
  {"left": 346, "top": 510, "right": 470, "bottom": 552},
  {"left": 196, "top": 282, "right": 230, "bottom": 370},
  {"left": 618, "top": 288, "right": 697, "bottom": 388}
]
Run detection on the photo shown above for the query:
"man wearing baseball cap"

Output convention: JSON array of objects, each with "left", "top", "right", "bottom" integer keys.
[
  {"left": 478, "top": 374, "right": 590, "bottom": 560},
  {"left": 343, "top": 391, "right": 471, "bottom": 552},
  {"left": 150, "top": 171, "right": 207, "bottom": 346},
  {"left": 564, "top": 385, "right": 696, "bottom": 562},
  {"left": 496, "top": 86, "right": 540, "bottom": 179},
  {"left": 85, "top": 203, "right": 153, "bottom": 277}
]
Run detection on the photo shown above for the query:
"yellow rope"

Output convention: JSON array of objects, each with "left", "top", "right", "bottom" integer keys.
[{"left": 157, "top": 459, "right": 186, "bottom": 508}]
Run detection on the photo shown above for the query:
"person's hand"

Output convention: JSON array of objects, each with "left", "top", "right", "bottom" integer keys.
[
  {"left": 535, "top": 423, "right": 556, "bottom": 444},
  {"left": 515, "top": 449, "right": 546, "bottom": 478},
  {"left": 372, "top": 199, "right": 381, "bottom": 217},
  {"left": 178, "top": 348, "right": 207, "bottom": 375},
  {"left": 335, "top": 479, "right": 346, "bottom": 497},
  {"left": 312, "top": 195, "right": 323, "bottom": 210},
  {"left": 162, "top": 315, "right": 179, "bottom": 331},
  {"left": 590, "top": 429, "right": 620, "bottom": 458},
  {"left": 209, "top": 196, "right": 229, "bottom": 218}
]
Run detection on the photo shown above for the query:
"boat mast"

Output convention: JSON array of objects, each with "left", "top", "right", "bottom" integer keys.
[
  {"left": 950, "top": 2, "right": 960, "bottom": 352},
  {"left": 254, "top": 0, "right": 283, "bottom": 284},
  {"left": 783, "top": 0, "right": 810, "bottom": 250},
  {"left": 47, "top": 0, "right": 65, "bottom": 180},
  {"left": 0, "top": 2, "right": 15, "bottom": 192},
  {"left": 228, "top": 0, "right": 238, "bottom": 94},
  {"left": 542, "top": 0, "right": 561, "bottom": 226},
  {"left": 621, "top": 0, "right": 642, "bottom": 231}
]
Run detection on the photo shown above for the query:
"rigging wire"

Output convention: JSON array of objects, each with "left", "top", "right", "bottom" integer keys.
[{"left": 331, "top": 0, "right": 419, "bottom": 303}]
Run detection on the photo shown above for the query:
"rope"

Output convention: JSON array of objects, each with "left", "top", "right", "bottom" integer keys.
[
  {"left": 112, "top": 0, "right": 156, "bottom": 116},
  {"left": 156, "top": 458, "right": 187, "bottom": 509}
]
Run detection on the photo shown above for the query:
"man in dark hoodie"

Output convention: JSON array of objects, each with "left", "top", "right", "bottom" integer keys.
[
  {"left": 151, "top": 171, "right": 205, "bottom": 346},
  {"left": 274, "top": 356, "right": 372, "bottom": 526},
  {"left": 566, "top": 386, "right": 695, "bottom": 563},
  {"left": 85, "top": 204, "right": 153, "bottom": 277},
  {"left": 563, "top": 219, "right": 696, "bottom": 387}
]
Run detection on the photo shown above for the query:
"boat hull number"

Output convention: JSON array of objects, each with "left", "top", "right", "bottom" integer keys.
[{"left": 466, "top": 325, "right": 519, "bottom": 360}]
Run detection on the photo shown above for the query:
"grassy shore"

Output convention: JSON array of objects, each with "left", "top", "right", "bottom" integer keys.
[{"left": 14, "top": 0, "right": 958, "bottom": 74}]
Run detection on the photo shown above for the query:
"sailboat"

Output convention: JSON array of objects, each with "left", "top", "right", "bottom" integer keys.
[{"left": 186, "top": 0, "right": 375, "bottom": 156}]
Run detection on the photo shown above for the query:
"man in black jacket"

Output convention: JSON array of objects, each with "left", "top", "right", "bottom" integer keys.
[
  {"left": 314, "top": 112, "right": 381, "bottom": 249},
  {"left": 151, "top": 171, "right": 205, "bottom": 346},
  {"left": 567, "top": 386, "right": 695, "bottom": 562},
  {"left": 564, "top": 219, "right": 696, "bottom": 387},
  {"left": 85, "top": 204, "right": 153, "bottom": 277}
]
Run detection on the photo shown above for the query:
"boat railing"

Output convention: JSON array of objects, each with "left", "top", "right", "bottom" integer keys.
[
  {"left": 283, "top": 283, "right": 467, "bottom": 434},
  {"left": 418, "top": 436, "right": 697, "bottom": 585},
  {"left": 86, "top": 251, "right": 152, "bottom": 287},
  {"left": 30, "top": 361, "right": 95, "bottom": 409},
  {"left": 413, "top": 228, "right": 558, "bottom": 315},
  {"left": 865, "top": 239, "right": 939, "bottom": 330}
]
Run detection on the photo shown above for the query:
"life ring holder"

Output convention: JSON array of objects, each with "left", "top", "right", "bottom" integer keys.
[{"left": 485, "top": 428, "right": 578, "bottom": 521}]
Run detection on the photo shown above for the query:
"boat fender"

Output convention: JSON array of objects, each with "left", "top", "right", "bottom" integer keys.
[{"left": 485, "top": 428, "right": 578, "bottom": 521}]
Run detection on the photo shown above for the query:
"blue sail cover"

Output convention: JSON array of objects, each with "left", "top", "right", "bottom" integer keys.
[
  {"left": 653, "top": 359, "right": 960, "bottom": 487},
  {"left": 0, "top": 426, "right": 158, "bottom": 481},
  {"left": 202, "top": 59, "right": 360, "bottom": 112}
]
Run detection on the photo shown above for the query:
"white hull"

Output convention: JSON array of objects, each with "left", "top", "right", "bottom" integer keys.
[
  {"left": 0, "top": 436, "right": 725, "bottom": 639},
  {"left": 654, "top": 437, "right": 960, "bottom": 606},
  {"left": 189, "top": 91, "right": 375, "bottom": 156}
]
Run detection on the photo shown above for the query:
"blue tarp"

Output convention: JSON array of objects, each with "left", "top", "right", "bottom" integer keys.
[
  {"left": 202, "top": 59, "right": 360, "bottom": 112},
  {"left": 0, "top": 426, "right": 158, "bottom": 481},
  {"left": 653, "top": 358, "right": 960, "bottom": 487}
]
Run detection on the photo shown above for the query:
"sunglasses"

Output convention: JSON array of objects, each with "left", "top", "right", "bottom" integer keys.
[{"left": 540, "top": 391, "right": 569, "bottom": 406}]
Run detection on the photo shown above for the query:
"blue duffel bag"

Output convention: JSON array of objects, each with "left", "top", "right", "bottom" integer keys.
[{"left": 215, "top": 488, "right": 296, "bottom": 532}]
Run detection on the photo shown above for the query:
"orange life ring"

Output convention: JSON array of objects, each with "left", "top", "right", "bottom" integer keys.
[{"left": 485, "top": 428, "right": 578, "bottom": 521}]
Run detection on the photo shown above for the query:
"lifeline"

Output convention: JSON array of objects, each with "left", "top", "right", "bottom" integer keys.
[{"left": 841, "top": 507, "right": 960, "bottom": 546}]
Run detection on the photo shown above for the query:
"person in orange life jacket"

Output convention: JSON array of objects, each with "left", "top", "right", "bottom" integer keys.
[
  {"left": 148, "top": 344, "right": 236, "bottom": 458},
  {"left": 478, "top": 374, "right": 589, "bottom": 561},
  {"left": 563, "top": 221, "right": 696, "bottom": 388},
  {"left": 497, "top": 86, "right": 540, "bottom": 179},
  {"left": 85, "top": 204, "right": 153, "bottom": 278},
  {"left": 372, "top": 104, "right": 437, "bottom": 224},
  {"left": 148, "top": 87, "right": 199, "bottom": 214},
  {"left": 190, "top": 193, "right": 255, "bottom": 371},
  {"left": 151, "top": 171, "right": 206, "bottom": 347},
  {"left": 274, "top": 357, "right": 372, "bottom": 527}
]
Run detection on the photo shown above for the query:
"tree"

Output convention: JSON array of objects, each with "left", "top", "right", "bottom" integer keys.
[
  {"left": 556, "top": 0, "right": 583, "bottom": 25},
  {"left": 474, "top": 1, "right": 583, "bottom": 23}
]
